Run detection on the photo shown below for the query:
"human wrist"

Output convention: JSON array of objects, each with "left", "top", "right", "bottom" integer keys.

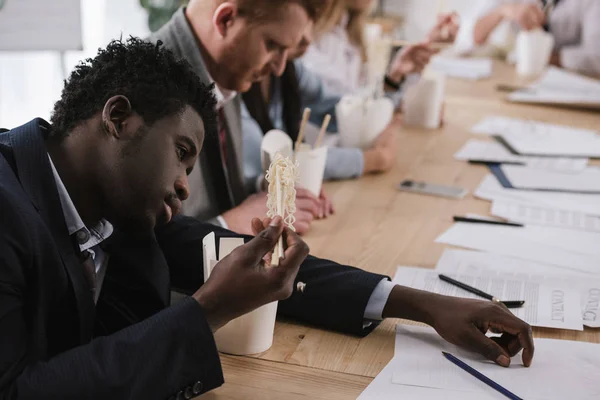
[
  {"left": 382, "top": 285, "right": 447, "bottom": 327},
  {"left": 193, "top": 286, "right": 225, "bottom": 333},
  {"left": 362, "top": 148, "right": 383, "bottom": 174}
]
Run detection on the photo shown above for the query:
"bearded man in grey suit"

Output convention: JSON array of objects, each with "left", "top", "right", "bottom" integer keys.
[{"left": 150, "top": 0, "right": 330, "bottom": 235}]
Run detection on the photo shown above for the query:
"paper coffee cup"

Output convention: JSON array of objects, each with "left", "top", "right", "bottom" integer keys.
[
  {"left": 295, "top": 146, "right": 328, "bottom": 197},
  {"left": 516, "top": 29, "right": 555, "bottom": 77},
  {"left": 336, "top": 95, "right": 366, "bottom": 148},
  {"left": 402, "top": 72, "right": 446, "bottom": 129}
]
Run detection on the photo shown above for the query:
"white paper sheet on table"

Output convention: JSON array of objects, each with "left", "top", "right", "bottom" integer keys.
[
  {"left": 533, "top": 66, "right": 600, "bottom": 93},
  {"left": 454, "top": 139, "right": 588, "bottom": 172},
  {"left": 393, "top": 266, "right": 583, "bottom": 330},
  {"left": 429, "top": 56, "right": 492, "bottom": 80},
  {"left": 498, "top": 130, "right": 600, "bottom": 158},
  {"left": 507, "top": 66, "right": 600, "bottom": 108},
  {"left": 471, "top": 116, "right": 598, "bottom": 139},
  {"left": 500, "top": 165, "right": 600, "bottom": 192},
  {"left": 475, "top": 174, "right": 600, "bottom": 216},
  {"left": 491, "top": 200, "right": 600, "bottom": 233},
  {"left": 357, "top": 355, "right": 485, "bottom": 400},
  {"left": 392, "top": 325, "right": 600, "bottom": 400},
  {"left": 435, "top": 222, "right": 600, "bottom": 274},
  {"left": 435, "top": 249, "right": 600, "bottom": 328}
]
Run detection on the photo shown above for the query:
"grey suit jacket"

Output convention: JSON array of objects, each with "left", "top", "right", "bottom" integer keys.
[{"left": 149, "top": 8, "right": 248, "bottom": 224}]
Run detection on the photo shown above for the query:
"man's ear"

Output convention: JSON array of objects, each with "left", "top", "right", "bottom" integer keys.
[
  {"left": 213, "top": 2, "right": 238, "bottom": 38},
  {"left": 101, "top": 95, "right": 133, "bottom": 139}
]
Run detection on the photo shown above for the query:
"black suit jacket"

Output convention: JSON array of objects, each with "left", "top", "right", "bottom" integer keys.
[{"left": 0, "top": 119, "right": 387, "bottom": 399}]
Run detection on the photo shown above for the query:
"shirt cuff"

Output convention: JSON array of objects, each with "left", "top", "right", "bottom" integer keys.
[
  {"left": 216, "top": 215, "right": 229, "bottom": 230},
  {"left": 363, "top": 279, "right": 395, "bottom": 321}
]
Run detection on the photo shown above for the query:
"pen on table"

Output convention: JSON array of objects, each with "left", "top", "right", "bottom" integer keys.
[
  {"left": 467, "top": 160, "right": 525, "bottom": 166},
  {"left": 438, "top": 274, "right": 525, "bottom": 308},
  {"left": 442, "top": 352, "right": 524, "bottom": 400},
  {"left": 453, "top": 216, "right": 524, "bottom": 228}
]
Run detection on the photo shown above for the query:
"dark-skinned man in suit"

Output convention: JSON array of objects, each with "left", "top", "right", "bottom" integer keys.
[{"left": 0, "top": 37, "right": 533, "bottom": 399}]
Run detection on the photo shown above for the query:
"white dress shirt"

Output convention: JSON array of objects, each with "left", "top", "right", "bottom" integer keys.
[
  {"left": 49, "top": 155, "right": 114, "bottom": 304},
  {"left": 455, "top": 0, "right": 600, "bottom": 76},
  {"left": 301, "top": 13, "right": 367, "bottom": 97}
]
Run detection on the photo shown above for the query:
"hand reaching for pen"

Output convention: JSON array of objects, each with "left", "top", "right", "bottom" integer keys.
[
  {"left": 383, "top": 287, "right": 535, "bottom": 368},
  {"left": 429, "top": 296, "right": 535, "bottom": 367}
]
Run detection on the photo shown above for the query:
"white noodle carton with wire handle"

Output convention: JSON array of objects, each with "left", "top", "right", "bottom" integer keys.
[
  {"left": 262, "top": 129, "right": 327, "bottom": 198},
  {"left": 295, "top": 145, "right": 327, "bottom": 197},
  {"left": 202, "top": 233, "right": 278, "bottom": 355},
  {"left": 336, "top": 95, "right": 394, "bottom": 148}
]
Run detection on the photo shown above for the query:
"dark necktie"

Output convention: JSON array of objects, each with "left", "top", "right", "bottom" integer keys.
[
  {"left": 218, "top": 108, "right": 228, "bottom": 168},
  {"left": 79, "top": 250, "right": 97, "bottom": 298}
]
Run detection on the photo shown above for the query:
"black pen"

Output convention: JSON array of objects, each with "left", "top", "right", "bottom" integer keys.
[
  {"left": 453, "top": 216, "right": 524, "bottom": 228},
  {"left": 467, "top": 160, "right": 525, "bottom": 166},
  {"left": 439, "top": 274, "right": 525, "bottom": 308}
]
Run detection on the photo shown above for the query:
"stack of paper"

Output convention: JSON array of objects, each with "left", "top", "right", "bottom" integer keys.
[
  {"left": 471, "top": 116, "right": 599, "bottom": 138},
  {"left": 471, "top": 116, "right": 598, "bottom": 138},
  {"left": 471, "top": 115, "right": 600, "bottom": 158},
  {"left": 494, "top": 165, "right": 600, "bottom": 193},
  {"left": 429, "top": 56, "right": 492, "bottom": 80},
  {"left": 497, "top": 131, "right": 600, "bottom": 158},
  {"left": 435, "top": 222, "right": 600, "bottom": 274},
  {"left": 507, "top": 66, "right": 600, "bottom": 109},
  {"left": 454, "top": 139, "right": 588, "bottom": 172},
  {"left": 490, "top": 200, "right": 600, "bottom": 233},
  {"left": 436, "top": 249, "right": 600, "bottom": 328},
  {"left": 359, "top": 324, "right": 600, "bottom": 399},
  {"left": 393, "top": 266, "right": 583, "bottom": 330},
  {"left": 475, "top": 174, "right": 600, "bottom": 216},
  {"left": 392, "top": 325, "right": 600, "bottom": 400}
]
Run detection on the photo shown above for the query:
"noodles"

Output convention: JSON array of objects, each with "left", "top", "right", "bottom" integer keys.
[{"left": 265, "top": 153, "right": 299, "bottom": 230}]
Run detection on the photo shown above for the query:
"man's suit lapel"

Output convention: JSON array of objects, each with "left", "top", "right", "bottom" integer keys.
[{"left": 9, "top": 119, "right": 96, "bottom": 343}]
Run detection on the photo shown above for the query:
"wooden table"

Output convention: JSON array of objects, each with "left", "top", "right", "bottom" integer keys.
[{"left": 201, "top": 62, "right": 600, "bottom": 399}]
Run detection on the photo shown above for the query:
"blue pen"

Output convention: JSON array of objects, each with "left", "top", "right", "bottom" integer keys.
[{"left": 442, "top": 352, "right": 523, "bottom": 400}]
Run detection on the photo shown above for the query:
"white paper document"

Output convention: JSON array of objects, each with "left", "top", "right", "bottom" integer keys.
[
  {"left": 491, "top": 200, "right": 600, "bottom": 233},
  {"left": 471, "top": 116, "right": 598, "bottom": 139},
  {"left": 393, "top": 266, "right": 583, "bottom": 330},
  {"left": 454, "top": 139, "right": 588, "bottom": 172},
  {"left": 435, "top": 222, "right": 600, "bottom": 274},
  {"left": 507, "top": 66, "right": 600, "bottom": 109},
  {"left": 358, "top": 355, "right": 484, "bottom": 400},
  {"left": 500, "top": 165, "right": 600, "bottom": 193},
  {"left": 392, "top": 325, "right": 600, "bottom": 400},
  {"left": 498, "top": 130, "right": 600, "bottom": 158},
  {"left": 475, "top": 174, "right": 600, "bottom": 216},
  {"left": 436, "top": 249, "right": 600, "bottom": 328},
  {"left": 534, "top": 66, "right": 600, "bottom": 93},
  {"left": 429, "top": 56, "right": 492, "bottom": 80}
]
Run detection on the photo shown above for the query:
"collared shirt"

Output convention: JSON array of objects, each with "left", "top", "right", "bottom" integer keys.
[
  {"left": 196, "top": 51, "right": 237, "bottom": 229},
  {"left": 301, "top": 13, "right": 367, "bottom": 97},
  {"left": 48, "top": 155, "right": 113, "bottom": 303}
]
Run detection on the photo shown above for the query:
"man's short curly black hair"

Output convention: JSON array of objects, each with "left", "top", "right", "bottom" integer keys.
[{"left": 50, "top": 37, "right": 217, "bottom": 139}]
